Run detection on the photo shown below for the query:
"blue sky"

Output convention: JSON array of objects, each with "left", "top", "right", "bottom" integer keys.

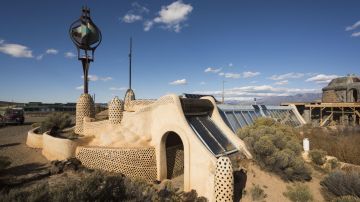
[{"left": 1, "top": 0, "right": 360, "bottom": 103}]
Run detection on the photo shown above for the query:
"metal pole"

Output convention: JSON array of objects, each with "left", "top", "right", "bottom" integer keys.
[
  {"left": 129, "top": 37, "right": 132, "bottom": 89},
  {"left": 81, "top": 58, "right": 90, "bottom": 94}
]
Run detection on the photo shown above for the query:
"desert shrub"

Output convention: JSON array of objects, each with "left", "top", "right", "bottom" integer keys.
[
  {"left": 238, "top": 118, "right": 312, "bottom": 181},
  {"left": 283, "top": 183, "right": 313, "bottom": 202},
  {"left": 0, "top": 183, "right": 50, "bottom": 202},
  {"left": 331, "top": 195, "right": 360, "bottom": 202},
  {"left": 250, "top": 184, "right": 267, "bottom": 201},
  {"left": 299, "top": 126, "right": 360, "bottom": 165},
  {"left": 328, "top": 158, "right": 340, "bottom": 170},
  {"left": 309, "top": 149, "right": 327, "bottom": 166},
  {"left": 38, "top": 113, "right": 72, "bottom": 135},
  {"left": 0, "top": 156, "right": 11, "bottom": 171},
  {"left": 0, "top": 170, "right": 206, "bottom": 202},
  {"left": 321, "top": 170, "right": 360, "bottom": 199}
]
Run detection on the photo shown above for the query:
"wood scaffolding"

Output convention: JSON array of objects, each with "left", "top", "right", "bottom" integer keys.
[{"left": 305, "top": 102, "right": 360, "bottom": 126}]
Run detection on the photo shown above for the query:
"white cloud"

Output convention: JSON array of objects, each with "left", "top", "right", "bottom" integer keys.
[
  {"left": 274, "top": 80, "right": 289, "bottom": 85},
  {"left": 81, "top": 75, "right": 99, "bottom": 81},
  {"left": 306, "top": 74, "right": 339, "bottom": 84},
  {"left": 228, "top": 63, "right": 233, "bottom": 67},
  {"left": 200, "top": 81, "right": 206, "bottom": 85},
  {"left": 146, "top": 0, "right": 193, "bottom": 32},
  {"left": 169, "top": 78, "right": 187, "bottom": 85},
  {"left": 346, "top": 20, "right": 360, "bottom": 31},
  {"left": 45, "top": 48, "right": 58, "bottom": 55},
  {"left": 76, "top": 85, "right": 84, "bottom": 90},
  {"left": 81, "top": 75, "right": 112, "bottom": 82},
  {"left": 194, "top": 85, "right": 320, "bottom": 99},
  {"left": 122, "top": 2, "right": 149, "bottom": 23},
  {"left": 123, "top": 14, "right": 142, "bottom": 23},
  {"left": 65, "top": 52, "right": 76, "bottom": 58},
  {"left": 109, "top": 87, "right": 126, "bottom": 91},
  {"left": 100, "top": 77, "right": 113, "bottom": 82},
  {"left": 204, "top": 67, "right": 221, "bottom": 73},
  {"left": 269, "top": 72, "right": 304, "bottom": 80},
  {"left": 221, "top": 73, "right": 241, "bottom": 79},
  {"left": 351, "top": 32, "right": 360, "bottom": 37},
  {"left": 0, "top": 40, "right": 4, "bottom": 44},
  {"left": 243, "top": 71, "right": 260, "bottom": 78},
  {"left": 0, "top": 42, "right": 33, "bottom": 58},
  {"left": 144, "top": 20, "right": 154, "bottom": 31}
]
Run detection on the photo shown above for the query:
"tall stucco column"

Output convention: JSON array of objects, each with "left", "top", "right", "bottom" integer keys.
[
  {"left": 124, "top": 88, "right": 135, "bottom": 111},
  {"left": 109, "top": 96, "right": 124, "bottom": 125},
  {"left": 75, "top": 93, "right": 95, "bottom": 134}
]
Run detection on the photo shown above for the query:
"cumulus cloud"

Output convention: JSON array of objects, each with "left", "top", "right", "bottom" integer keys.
[
  {"left": 109, "top": 87, "right": 126, "bottom": 91},
  {"left": 75, "top": 85, "right": 84, "bottom": 90},
  {"left": 274, "top": 80, "right": 289, "bottom": 85},
  {"left": 64, "top": 52, "right": 76, "bottom": 58},
  {"left": 0, "top": 41, "right": 33, "bottom": 58},
  {"left": 145, "top": 0, "right": 193, "bottom": 32},
  {"left": 122, "top": 2, "right": 149, "bottom": 23},
  {"left": 45, "top": 48, "right": 58, "bottom": 55},
  {"left": 123, "top": 14, "right": 142, "bottom": 23},
  {"left": 306, "top": 74, "right": 339, "bottom": 84},
  {"left": 194, "top": 85, "right": 320, "bottom": 100},
  {"left": 169, "top": 78, "right": 187, "bottom": 85},
  {"left": 269, "top": 72, "right": 304, "bottom": 80},
  {"left": 243, "top": 71, "right": 260, "bottom": 78},
  {"left": 204, "top": 67, "right": 221, "bottom": 73}
]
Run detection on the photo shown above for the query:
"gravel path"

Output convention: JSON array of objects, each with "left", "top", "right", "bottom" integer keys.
[{"left": 0, "top": 125, "right": 49, "bottom": 177}]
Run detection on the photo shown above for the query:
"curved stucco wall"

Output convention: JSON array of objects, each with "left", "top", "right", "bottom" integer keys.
[
  {"left": 26, "top": 127, "right": 43, "bottom": 149},
  {"left": 42, "top": 133, "right": 79, "bottom": 161}
]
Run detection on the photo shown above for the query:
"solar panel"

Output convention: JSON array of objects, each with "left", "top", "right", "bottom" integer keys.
[{"left": 188, "top": 116, "right": 237, "bottom": 157}]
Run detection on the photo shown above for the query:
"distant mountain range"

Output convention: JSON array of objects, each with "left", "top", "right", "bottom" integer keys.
[{"left": 226, "top": 93, "right": 322, "bottom": 105}]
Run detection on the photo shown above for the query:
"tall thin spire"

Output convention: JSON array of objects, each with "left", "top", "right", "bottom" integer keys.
[{"left": 129, "top": 37, "right": 132, "bottom": 89}]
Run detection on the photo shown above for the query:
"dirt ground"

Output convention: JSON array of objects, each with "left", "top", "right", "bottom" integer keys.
[
  {"left": 242, "top": 161, "right": 325, "bottom": 202},
  {"left": 0, "top": 124, "right": 49, "bottom": 178}
]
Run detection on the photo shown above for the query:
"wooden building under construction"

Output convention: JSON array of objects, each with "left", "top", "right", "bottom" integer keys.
[{"left": 283, "top": 75, "right": 360, "bottom": 126}]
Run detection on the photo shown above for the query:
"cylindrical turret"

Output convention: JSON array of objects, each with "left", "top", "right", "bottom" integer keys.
[
  {"left": 109, "top": 96, "right": 124, "bottom": 124},
  {"left": 75, "top": 93, "right": 95, "bottom": 134}
]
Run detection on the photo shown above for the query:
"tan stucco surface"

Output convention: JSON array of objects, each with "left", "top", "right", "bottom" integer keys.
[
  {"left": 42, "top": 133, "right": 79, "bottom": 161},
  {"left": 26, "top": 127, "right": 43, "bottom": 149}
]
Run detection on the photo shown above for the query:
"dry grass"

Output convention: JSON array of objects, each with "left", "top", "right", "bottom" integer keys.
[{"left": 298, "top": 126, "right": 360, "bottom": 165}]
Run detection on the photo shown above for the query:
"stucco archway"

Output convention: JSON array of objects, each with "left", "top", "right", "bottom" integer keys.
[
  {"left": 349, "top": 88, "right": 358, "bottom": 102},
  {"left": 158, "top": 130, "right": 190, "bottom": 191}
]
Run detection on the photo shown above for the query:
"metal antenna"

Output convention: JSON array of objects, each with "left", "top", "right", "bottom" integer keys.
[{"left": 129, "top": 37, "right": 132, "bottom": 89}]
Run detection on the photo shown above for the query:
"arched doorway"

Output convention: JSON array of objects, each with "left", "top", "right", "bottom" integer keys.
[
  {"left": 165, "top": 132, "right": 184, "bottom": 180},
  {"left": 353, "top": 89, "right": 358, "bottom": 102}
]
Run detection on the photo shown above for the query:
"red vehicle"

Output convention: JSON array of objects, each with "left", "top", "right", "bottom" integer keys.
[{"left": 1, "top": 108, "right": 25, "bottom": 125}]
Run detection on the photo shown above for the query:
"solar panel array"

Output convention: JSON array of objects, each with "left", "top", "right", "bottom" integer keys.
[
  {"left": 218, "top": 104, "right": 302, "bottom": 133},
  {"left": 187, "top": 116, "right": 237, "bottom": 157}
]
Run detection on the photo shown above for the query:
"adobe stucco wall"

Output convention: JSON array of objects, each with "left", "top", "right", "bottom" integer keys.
[
  {"left": 26, "top": 127, "right": 43, "bottom": 149},
  {"left": 42, "top": 133, "right": 79, "bottom": 161}
]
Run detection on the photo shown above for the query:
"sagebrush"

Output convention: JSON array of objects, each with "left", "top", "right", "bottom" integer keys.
[
  {"left": 321, "top": 170, "right": 360, "bottom": 199},
  {"left": 283, "top": 183, "right": 313, "bottom": 202},
  {"left": 37, "top": 112, "right": 72, "bottom": 135},
  {"left": 0, "top": 170, "right": 207, "bottom": 202},
  {"left": 309, "top": 149, "right": 327, "bottom": 166},
  {"left": 238, "top": 118, "right": 312, "bottom": 181}
]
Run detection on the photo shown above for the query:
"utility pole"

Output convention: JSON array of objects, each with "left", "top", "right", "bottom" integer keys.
[{"left": 129, "top": 37, "right": 132, "bottom": 89}]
